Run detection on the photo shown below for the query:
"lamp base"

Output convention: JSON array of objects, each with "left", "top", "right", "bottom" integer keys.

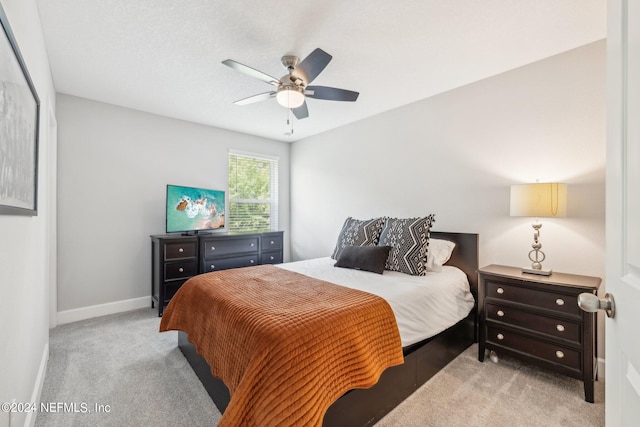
[{"left": 522, "top": 266, "right": 552, "bottom": 276}]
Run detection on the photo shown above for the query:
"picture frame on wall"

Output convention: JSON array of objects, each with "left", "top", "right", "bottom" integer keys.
[{"left": 0, "top": 3, "right": 40, "bottom": 216}]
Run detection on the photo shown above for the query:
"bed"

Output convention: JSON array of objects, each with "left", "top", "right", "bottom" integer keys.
[{"left": 161, "top": 230, "right": 478, "bottom": 426}]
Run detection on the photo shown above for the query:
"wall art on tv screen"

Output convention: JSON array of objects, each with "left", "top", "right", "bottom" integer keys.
[{"left": 166, "top": 185, "right": 225, "bottom": 233}]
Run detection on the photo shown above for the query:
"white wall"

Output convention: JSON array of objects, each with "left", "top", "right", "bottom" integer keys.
[
  {"left": 0, "top": 1, "right": 56, "bottom": 426},
  {"left": 55, "top": 94, "right": 290, "bottom": 318},
  {"left": 291, "top": 41, "right": 606, "bottom": 356}
]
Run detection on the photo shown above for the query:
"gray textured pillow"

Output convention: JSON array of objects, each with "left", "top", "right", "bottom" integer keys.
[
  {"left": 331, "top": 217, "right": 386, "bottom": 260},
  {"left": 378, "top": 215, "right": 435, "bottom": 276},
  {"left": 334, "top": 245, "right": 392, "bottom": 274}
]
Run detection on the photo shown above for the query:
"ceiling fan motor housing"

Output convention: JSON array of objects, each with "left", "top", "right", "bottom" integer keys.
[{"left": 281, "top": 55, "right": 300, "bottom": 72}]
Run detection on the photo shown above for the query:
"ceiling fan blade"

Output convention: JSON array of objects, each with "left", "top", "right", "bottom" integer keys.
[
  {"left": 234, "top": 92, "right": 276, "bottom": 106},
  {"left": 292, "top": 101, "right": 309, "bottom": 119},
  {"left": 222, "top": 59, "right": 281, "bottom": 87},
  {"left": 306, "top": 86, "right": 359, "bottom": 102},
  {"left": 290, "top": 48, "right": 332, "bottom": 85}
]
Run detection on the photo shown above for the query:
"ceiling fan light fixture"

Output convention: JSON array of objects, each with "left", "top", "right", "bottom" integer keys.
[{"left": 276, "top": 86, "right": 305, "bottom": 109}]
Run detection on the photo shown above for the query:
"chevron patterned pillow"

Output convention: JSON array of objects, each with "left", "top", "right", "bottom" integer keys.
[
  {"left": 378, "top": 215, "right": 436, "bottom": 276},
  {"left": 331, "top": 217, "right": 386, "bottom": 260}
]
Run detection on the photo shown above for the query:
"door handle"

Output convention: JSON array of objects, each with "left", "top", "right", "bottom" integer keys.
[{"left": 578, "top": 293, "right": 615, "bottom": 318}]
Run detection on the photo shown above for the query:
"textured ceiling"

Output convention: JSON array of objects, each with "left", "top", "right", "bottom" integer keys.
[{"left": 36, "top": 0, "right": 606, "bottom": 142}]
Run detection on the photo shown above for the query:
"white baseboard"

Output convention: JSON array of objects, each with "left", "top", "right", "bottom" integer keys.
[
  {"left": 598, "top": 357, "right": 606, "bottom": 380},
  {"left": 25, "top": 343, "right": 49, "bottom": 427},
  {"left": 57, "top": 296, "right": 150, "bottom": 325}
]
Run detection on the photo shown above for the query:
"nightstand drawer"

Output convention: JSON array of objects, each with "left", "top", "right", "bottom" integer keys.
[
  {"left": 202, "top": 237, "right": 259, "bottom": 258},
  {"left": 203, "top": 255, "right": 258, "bottom": 272},
  {"left": 486, "top": 326, "right": 581, "bottom": 372},
  {"left": 165, "top": 242, "right": 197, "bottom": 260},
  {"left": 164, "top": 260, "right": 198, "bottom": 280},
  {"left": 486, "top": 303, "right": 581, "bottom": 344},
  {"left": 486, "top": 281, "right": 580, "bottom": 316}
]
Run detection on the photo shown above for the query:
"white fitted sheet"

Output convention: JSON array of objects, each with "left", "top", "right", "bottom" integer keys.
[{"left": 277, "top": 257, "right": 475, "bottom": 347}]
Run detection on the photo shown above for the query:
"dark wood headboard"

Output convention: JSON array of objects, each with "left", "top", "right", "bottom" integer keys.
[{"left": 430, "top": 231, "right": 479, "bottom": 300}]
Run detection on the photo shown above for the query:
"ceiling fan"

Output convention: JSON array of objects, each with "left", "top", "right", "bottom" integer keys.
[{"left": 222, "top": 48, "right": 359, "bottom": 120}]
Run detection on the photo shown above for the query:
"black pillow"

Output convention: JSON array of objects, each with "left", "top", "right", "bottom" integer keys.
[{"left": 334, "top": 245, "right": 392, "bottom": 275}]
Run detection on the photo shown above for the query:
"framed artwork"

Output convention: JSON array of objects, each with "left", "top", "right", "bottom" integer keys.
[{"left": 0, "top": 3, "right": 40, "bottom": 216}]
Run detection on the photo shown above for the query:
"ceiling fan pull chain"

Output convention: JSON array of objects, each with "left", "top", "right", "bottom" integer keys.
[{"left": 286, "top": 108, "right": 294, "bottom": 135}]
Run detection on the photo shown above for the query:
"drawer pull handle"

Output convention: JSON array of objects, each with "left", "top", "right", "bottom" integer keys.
[
  {"left": 270, "top": 240, "right": 275, "bottom": 244},
  {"left": 178, "top": 267, "right": 184, "bottom": 273},
  {"left": 497, "top": 333, "right": 504, "bottom": 340},
  {"left": 211, "top": 246, "right": 216, "bottom": 251},
  {"left": 270, "top": 256, "right": 274, "bottom": 260},
  {"left": 556, "top": 298, "right": 565, "bottom": 306},
  {"left": 556, "top": 351, "right": 564, "bottom": 359},
  {"left": 497, "top": 310, "right": 504, "bottom": 317},
  {"left": 250, "top": 243, "right": 255, "bottom": 247},
  {"left": 556, "top": 324, "right": 565, "bottom": 332},
  {"left": 210, "top": 265, "right": 215, "bottom": 269},
  {"left": 496, "top": 287, "right": 504, "bottom": 294},
  {"left": 178, "top": 248, "right": 184, "bottom": 253},
  {"left": 250, "top": 260, "right": 254, "bottom": 264}
]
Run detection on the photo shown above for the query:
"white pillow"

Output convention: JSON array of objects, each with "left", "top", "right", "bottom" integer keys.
[{"left": 426, "top": 239, "right": 455, "bottom": 272}]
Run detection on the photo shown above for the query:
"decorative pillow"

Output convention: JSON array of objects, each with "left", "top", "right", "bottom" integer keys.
[
  {"left": 334, "top": 245, "right": 392, "bottom": 274},
  {"left": 426, "top": 238, "right": 456, "bottom": 272},
  {"left": 331, "top": 217, "right": 386, "bottom": 260},
  {"left": 378, "top": 215, "right": 435, "bottom": 276}
]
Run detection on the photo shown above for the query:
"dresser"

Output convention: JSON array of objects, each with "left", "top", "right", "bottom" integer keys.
[
  {"left": 477, "top": 264, "right": 601, "bottom": 402},
  {"left": 151, "top": 231, "right": 284, "bottom": 316}
]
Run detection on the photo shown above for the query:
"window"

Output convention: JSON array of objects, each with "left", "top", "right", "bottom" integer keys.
[{"left": 228, "top": 151, "right": 278, "bottom": 232}]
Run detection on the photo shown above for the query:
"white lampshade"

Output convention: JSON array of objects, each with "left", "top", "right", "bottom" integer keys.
[
  {"left": 510, "top": 183, "right": 567, "bottom": 218},
  {"left": 276, "top": 86, "right": 305, "bottom": 109}
]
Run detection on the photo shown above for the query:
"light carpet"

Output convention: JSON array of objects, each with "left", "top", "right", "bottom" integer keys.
[{"left": 35, "top": 308, "right": 604, "bottom": 426}]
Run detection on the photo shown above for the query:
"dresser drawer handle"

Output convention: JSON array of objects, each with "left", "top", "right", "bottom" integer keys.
[
  {"left": 250, "top": 242, "right": 255, "bottom": 247},
  {"left": 211, "top": 246, "right": 216, "bottom": 251},
  {"left": 178, "top": 247, "right": 184, "bottom": 253},
  {"left": 556, "top": 351, "right": 564, "bottom": 359},
  {"left": 496, "top": 287, "right": 504, "bottom": 294},
  {"left": 556, "top": 298, "right": 565, "bottom": 306},
  {"left": 556, "top": 324, "right": 565, "bottom": 332},
  {"left": 178, "top": 267, "right": 184, "bottom": 273},
  {"left": 270, "top": 240, "right": 275, "bottom": 244},
  {"left": 270, "top": 256, "right": 274, "bottom": 260},
  {"left": 497, "top": 310, "right": 504, "bottom": 317},
  {"left": 210, "top": 264, "right": 215, "bottom": 269},
  {"left": 496, "top": 333, "right": 504, "bottom": 340},
  {"left": 250, "top": 260, "right": 254, "bottom": 264}
]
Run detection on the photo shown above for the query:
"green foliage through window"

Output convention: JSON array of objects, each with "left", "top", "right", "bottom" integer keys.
[{"left": 228, "top": 152, "right": 278, "bottom": 232}]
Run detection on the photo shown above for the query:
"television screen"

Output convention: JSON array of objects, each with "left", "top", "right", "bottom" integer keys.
[{"left": 166, "top": 184, "right": 225, "bottom": 234}]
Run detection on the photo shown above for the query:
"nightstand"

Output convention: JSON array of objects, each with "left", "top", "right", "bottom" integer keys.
[{"left": 477, "top": 264, "right": 601, "bottom": 402}]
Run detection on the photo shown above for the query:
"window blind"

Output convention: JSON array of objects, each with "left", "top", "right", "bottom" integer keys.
[{"left": 228, "top": 151, "right": 278, "bottom": 232}]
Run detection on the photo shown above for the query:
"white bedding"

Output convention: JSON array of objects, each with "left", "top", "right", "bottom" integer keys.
[{"left": 277, "top": 257, "right": 475, "bottom": 347}]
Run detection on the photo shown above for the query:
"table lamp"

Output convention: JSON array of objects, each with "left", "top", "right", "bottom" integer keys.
[{"left": 510, "top": 183, "right": 567, "bottom": 275}]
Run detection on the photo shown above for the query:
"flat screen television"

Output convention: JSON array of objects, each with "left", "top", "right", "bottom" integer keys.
[{"left": 166, "top": 184, "right": 225, "bottom": 234}]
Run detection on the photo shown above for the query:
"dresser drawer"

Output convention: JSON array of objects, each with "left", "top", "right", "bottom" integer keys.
[
  {"left": 203, "top": 255, "right": 258, "bottom": 272},
  {"left": 486, "top": 303, "right": 581, "bottom": 344},
  {"left": 164, "top": 260, "right": 198, "bottom": 280},
  {"left": 202, "top": 237, "right": 259, "bottom": 258},
  {"left": 164, "top": 242, "right": 197, "bottom": 260},
  {"left": 486, "top": 326, "right": 581, "bottom": 372},
  {"left": 163, "top": 280, "right": 188, "bottom": 303},
  {"left": 486, "top": 281, "right": 580, "bottom": 316},
  {"left": 262, "top": 235, "right": 283, "bottom": 251},
  {"left": 261, "top": 250, "right": 283, "bottom": 265}
]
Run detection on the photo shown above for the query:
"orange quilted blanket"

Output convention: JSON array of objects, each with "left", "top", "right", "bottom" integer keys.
[{"left": 159, "top": 264, "right": 403, "bottom": 427}]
